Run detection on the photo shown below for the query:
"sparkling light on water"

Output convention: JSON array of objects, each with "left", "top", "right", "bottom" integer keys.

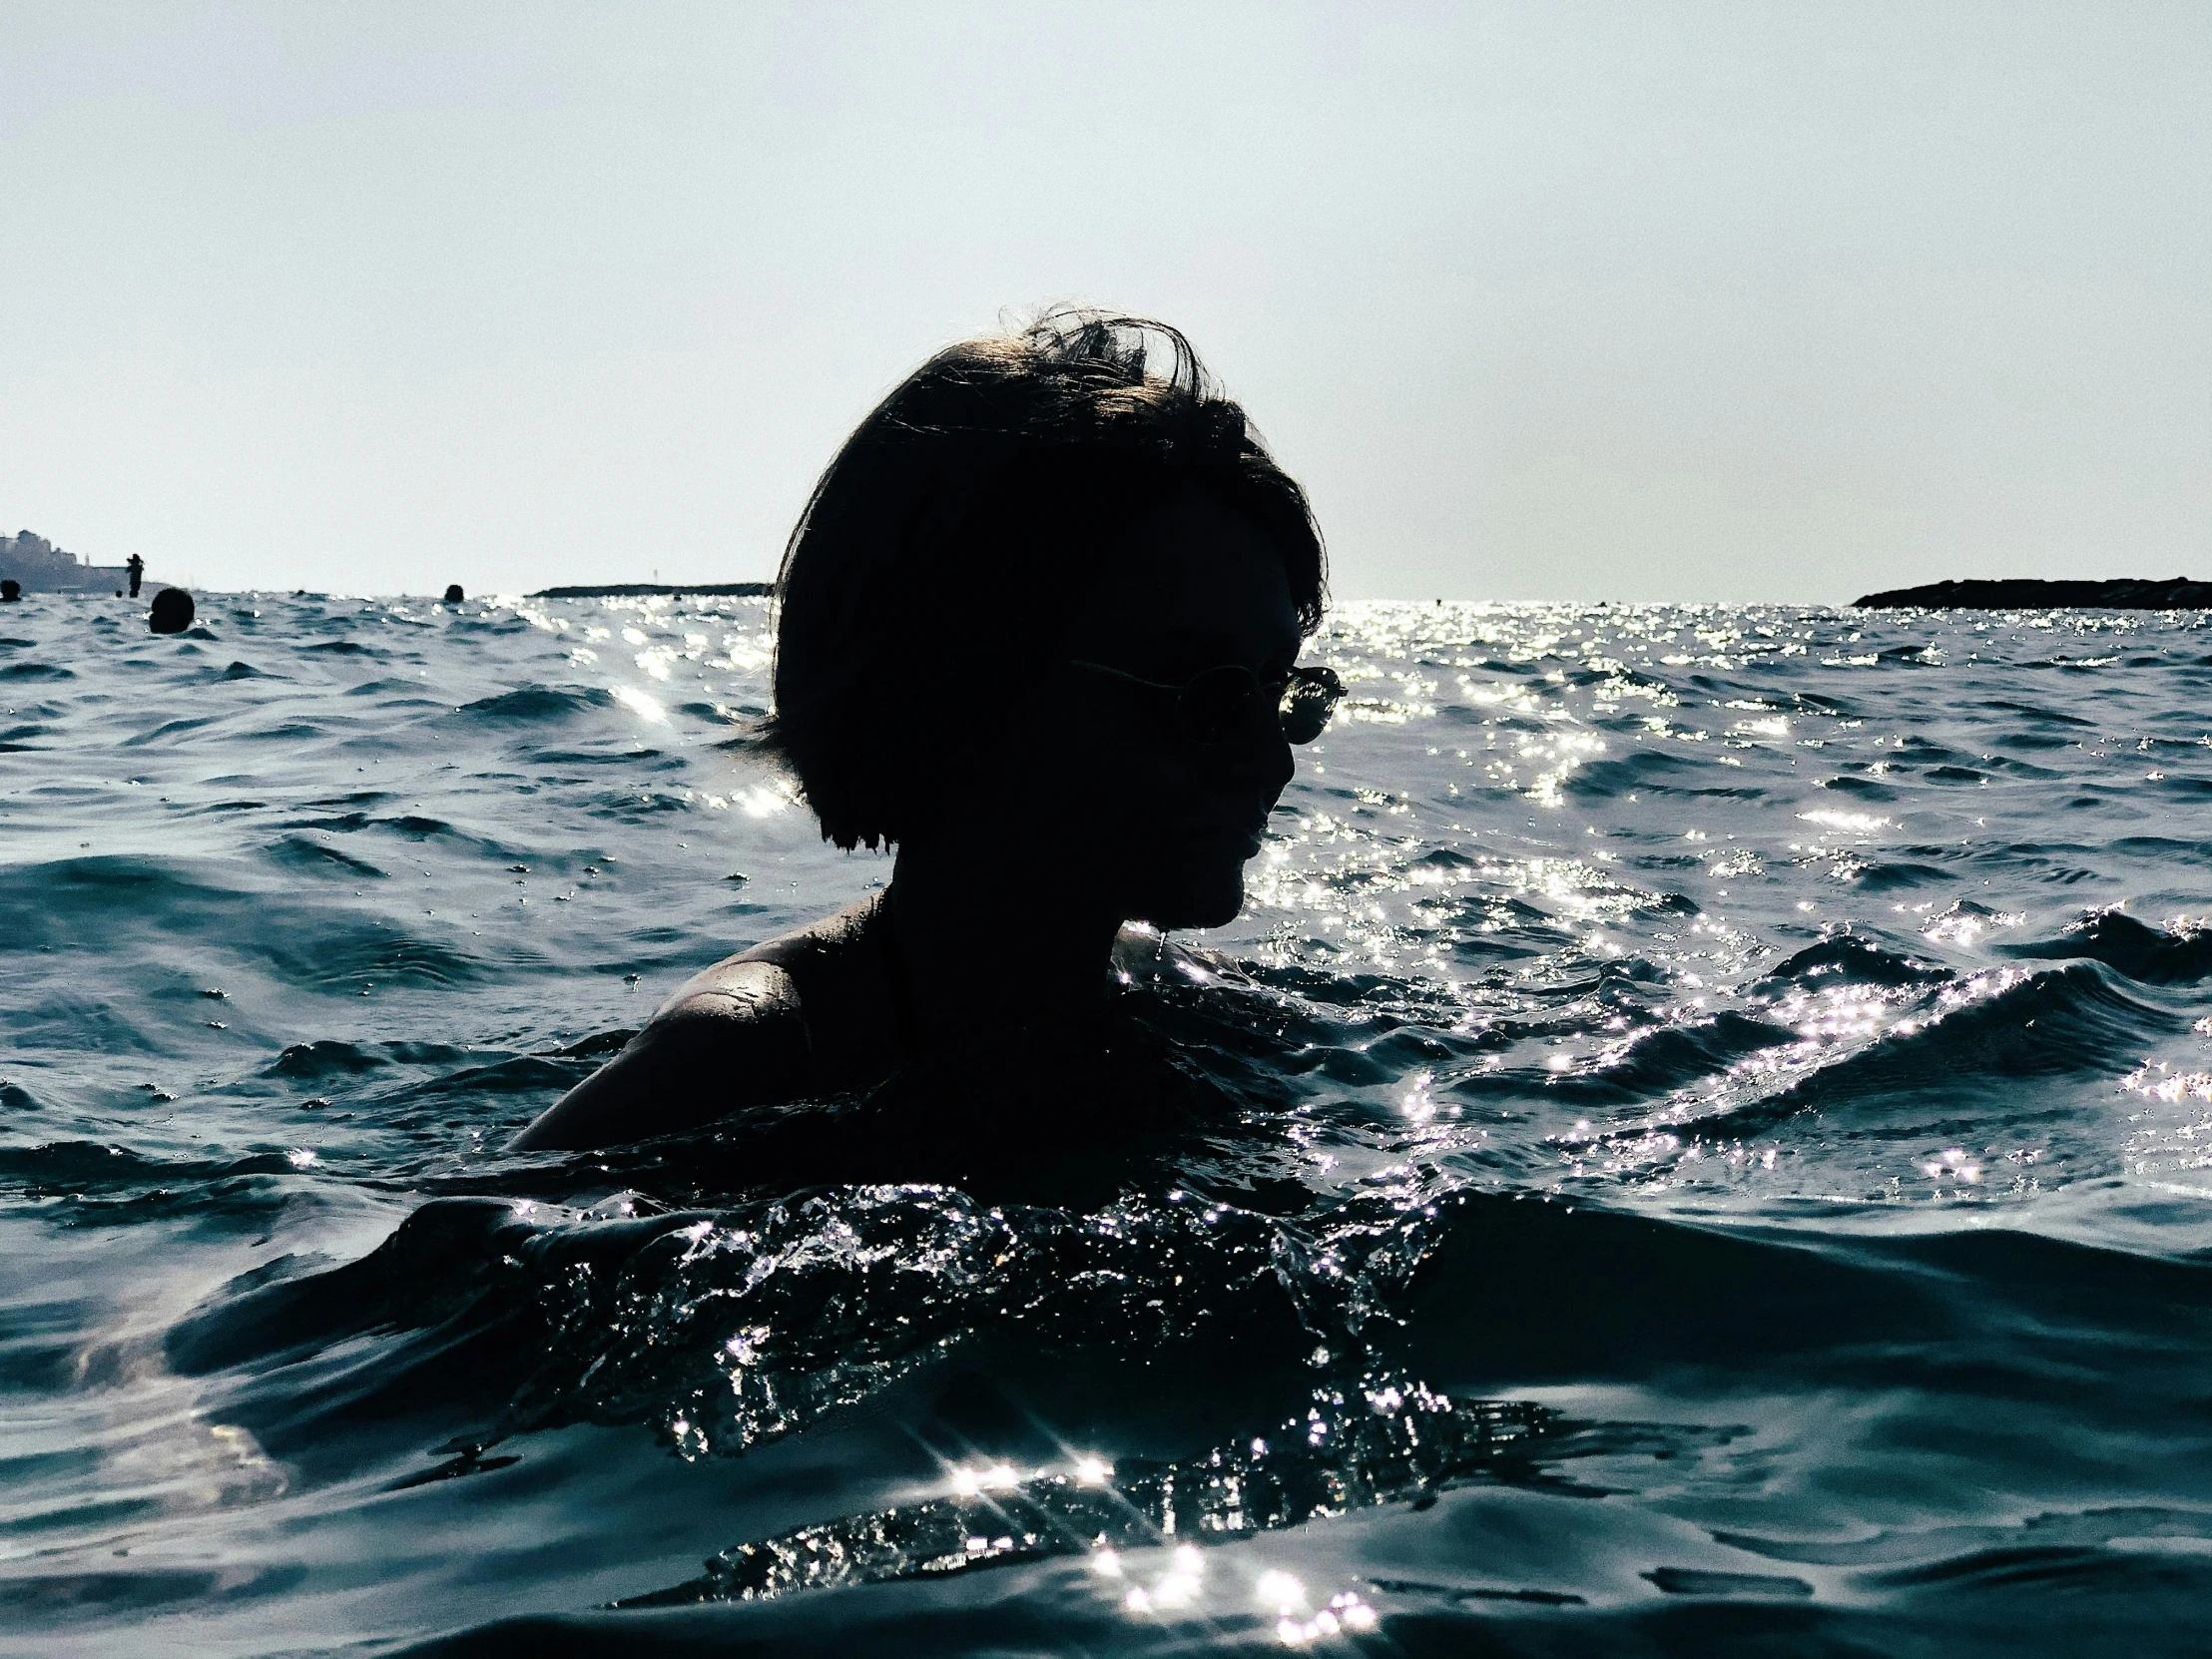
[{"left": 7, "top": 593, "right": 2212, "bottom": 1650}]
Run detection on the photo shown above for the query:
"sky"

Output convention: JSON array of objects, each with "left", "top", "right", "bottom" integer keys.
[{"left": 2, "top": 2, "right": 2206, "bottom": 603}]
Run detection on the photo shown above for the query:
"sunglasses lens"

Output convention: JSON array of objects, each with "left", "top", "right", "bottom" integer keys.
[
  {"left": 1279, "top": 666, "right": 1343, "bottom": 744},
  {"left": 1167, "top": 664, "right": 1343, "bottom": 746},
  {"left": 1179, "top": 667, "right": 1255, "bottom": 745}
]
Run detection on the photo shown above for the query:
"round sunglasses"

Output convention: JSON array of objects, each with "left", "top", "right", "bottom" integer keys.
[{"left": 1069, "top": 658, "right": 1346, "bottom": 746}]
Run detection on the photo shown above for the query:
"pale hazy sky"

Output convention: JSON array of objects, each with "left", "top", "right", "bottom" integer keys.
[{"left": 3, "top": 3, "right": 2206, "bottom": 602}]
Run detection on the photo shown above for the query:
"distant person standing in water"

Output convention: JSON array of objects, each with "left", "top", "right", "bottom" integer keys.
[
  {"left": 126, "top": 554, "right": 145, "bottom": 598},
  {"left": 514, "top": 310, "right": 1340, "bottom": 1150},
  {"left": 149, "top": 588, "right": 195, "bottom": 634}
]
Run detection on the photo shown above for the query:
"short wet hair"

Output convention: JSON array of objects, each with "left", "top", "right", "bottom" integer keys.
[{"left": 763, "top": 309, "right": 1328, "bottom": 851}]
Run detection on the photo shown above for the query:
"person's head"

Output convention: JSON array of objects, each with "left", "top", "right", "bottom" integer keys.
[
  {"left": 443, "top": 584, "right": 465, "bottom": 604},
  {"left": 0, "top": 579, "right": 18, "bottom": 603},
  {"left": 149, "top": 587, "right": 195, "bottom": 635},
  {"left": 764, "top": 310, "right": 1328, "bottom": 927}
]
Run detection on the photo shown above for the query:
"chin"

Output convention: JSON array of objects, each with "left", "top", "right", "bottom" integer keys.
[{"left": 1132, "top": 862, "right": 1248, "bottom": 931}]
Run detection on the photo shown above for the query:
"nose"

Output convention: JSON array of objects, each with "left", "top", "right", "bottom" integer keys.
[{"left": 1223, "top": 723, "right": 1295, "bottom": 805}]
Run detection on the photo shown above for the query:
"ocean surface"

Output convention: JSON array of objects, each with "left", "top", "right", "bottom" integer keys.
[{"left": 3, "top": 591, "right": 2210, "bottom": 1657}]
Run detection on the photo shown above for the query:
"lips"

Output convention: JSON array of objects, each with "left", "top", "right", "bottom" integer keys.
[{"left": 1179, "top": 820, "right": 1268, "bottom": 858}]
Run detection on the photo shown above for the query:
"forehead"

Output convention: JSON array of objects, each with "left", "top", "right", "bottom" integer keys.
[{"left": 1070, "top": 488, "right": 1302, "bottom": 670}]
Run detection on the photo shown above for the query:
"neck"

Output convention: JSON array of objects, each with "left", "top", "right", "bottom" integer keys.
[{"left": 884, "top": 839, "right": 1125, "bottom": 1032}]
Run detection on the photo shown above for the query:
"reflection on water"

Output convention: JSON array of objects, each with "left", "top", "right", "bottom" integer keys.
[
  {"left": 624, "top": 1379, "right": 1549, "bottom": 1606},
  {"left": 3, "top": 594, "right": 2212, "bottom": 1654}
]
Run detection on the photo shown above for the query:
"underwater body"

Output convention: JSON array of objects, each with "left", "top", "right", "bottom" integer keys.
[{"left": 2, "top": 592, "right": 2210, "bottom": 1657}]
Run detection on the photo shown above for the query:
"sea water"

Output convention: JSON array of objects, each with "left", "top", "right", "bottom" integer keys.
[{"left": 1, "top": 593, "right": 2208, "bottom": 1656}]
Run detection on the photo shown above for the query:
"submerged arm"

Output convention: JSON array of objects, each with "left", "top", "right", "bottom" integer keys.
[{"left": 509, "top": 959, "right": 808, "bottom": 1151}]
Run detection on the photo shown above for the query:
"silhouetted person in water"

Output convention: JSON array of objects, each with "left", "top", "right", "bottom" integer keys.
[
  {"left": 149, "top": 587, "right": 195, "bottom": 634},
  {"left": 126, "top": 555, "right": 145, "bottom": 599},
  {"left": 514, "top": 311, "right": 1341, "bottom": 1151},
  {"left": 0, "top": 580, "right": 18, "bottom": 603},
  {"left": 444, "top": 584, "right": 464, "bottom": 603}
]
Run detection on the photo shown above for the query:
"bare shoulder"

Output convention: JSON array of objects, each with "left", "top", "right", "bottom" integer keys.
[
  {"left": 510, "top": 898, "right": 885, "bottom": 1152},
  {"left": 731, "top": 893, "right": 879, "bottom": 971},
  {"left": 658, "top": 953, "right": 805, "bottom": 1025},
  {"left": 509, "top": 954, "right": 810, "bottom": 1151}
]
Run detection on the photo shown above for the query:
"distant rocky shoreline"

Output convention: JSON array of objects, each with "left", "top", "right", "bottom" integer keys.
[
  {"left": 0, "top": 529, "right": 142, "bottom": 594},
  {"left": 530, "top": 582, "right": 773, "bottom": 599},
  {"left": 1855, "top": 577, "right": 2212, "bottom": 610}
]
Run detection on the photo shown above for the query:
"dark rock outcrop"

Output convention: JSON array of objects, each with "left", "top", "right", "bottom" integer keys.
[
  {"left": 1855, "top": 577, "right": 2212, "bottom": 610},
  {"left": 530, "top": 582, "right": 774, "bottom": 599}
]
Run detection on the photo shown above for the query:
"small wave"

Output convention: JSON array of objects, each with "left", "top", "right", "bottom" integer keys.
[
  {"left": 1568, "top": 750, "right": 1759, "bottom": 799},
  {"left": 2002, "top": 909, "right": 2212, "bottom": 985},
  {"left": 1548, "top": 1010, "right": 1801, "bottom": 1103},
  {"left": 266, "top": 810, "right": 529, "bottom": 863},
  {"left": 450, "top": 685, "right": 615, "bottom": 724},
  {"left": 406, "top": 1056, "right": 583, "bottom": 1100},
  {"left": 1643, "top": 1567, "right": 1813, "bottom": 1597},
  {"left": 1721, "top": 1505, "right": 2212, "bottom": 1572},
  {"left": 1851, "top": 859, "right": 1951, "bottom": 890},
  {"left": 236, "top": 720, "right": 330, "bottom": 743},
  {"left": 165, "top": 1167, "right": 1346, "bottom": 1471},
  {"left": 120, "top": 716, "right": 224, "bottom": 747},
  {"left": 283, "top": 928, "right": 487, "bottom": 992},
  {"left": 1760, "top": 934, "right": 1951, "bottom": 989},
  {"left": 1819, "top": 774, "right": 1900, "bottom": 801},
  {"left": 345, "top": 677, "right": 439, "bottom": 700},
  {"left": 1401, "top": 1191, "right": 1941, "bottom": 1382},
  {"left": 264, "top": 835, "right": 387, "bottom": 879},
  {"left": 1736, "top": 961, "right": 2176, "bottom": 1128},
  {"left": 0, "top": 1141, "right": 293, "bottom": 1197},
  {"left": 1981, "top": 755, "right": 2067, "bottom": 778},
  {"left": 526, "top": 747, "right": 680, "bottom": 770},
  {"left": 2109, "top": 835, "right": 2212, "bottom": 865},
  {"left": 0, "top": 1141, "right": 295, "bottom": 1238},
  {"left": 266, "top": 1039, "right": 399, "bottom": 1079},
  {"left": 624, "top": 1382, "right": 1556, "bottom": 1607}
]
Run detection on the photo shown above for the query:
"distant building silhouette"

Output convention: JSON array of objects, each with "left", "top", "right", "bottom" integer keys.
[{"left": 0, "top": 529, "right": 142, "bottom": 594}]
